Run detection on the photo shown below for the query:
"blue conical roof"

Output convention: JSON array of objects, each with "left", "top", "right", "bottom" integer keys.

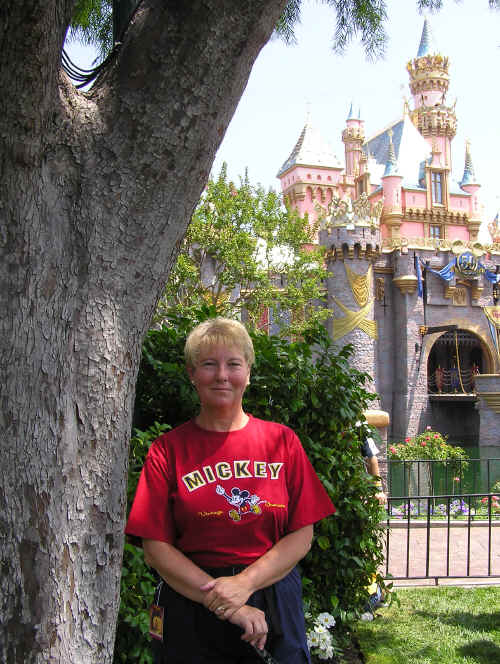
[
  {"left": 346, "top": 101, "right": 355, "bottom": 121},
  {"left": 382, "top": 130, "right": 400, "bottom": 177},
  {"left": 417, "top": 19, "right": 436, "bottom": 57},
  {"left": 460, "top": 141, "right": 478, "bottom": 186}
]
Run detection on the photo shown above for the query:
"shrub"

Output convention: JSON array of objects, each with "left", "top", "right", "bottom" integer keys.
[{"left": 114, "top": 423, "right": 170, "bottom": 664}]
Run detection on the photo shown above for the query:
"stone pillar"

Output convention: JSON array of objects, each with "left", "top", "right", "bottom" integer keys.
[
  {"left": 391, "top": 250, "right": 429, "bottom": 440},
  {"left": 475, "top": 374, "right": 500, "bottom": 448}
]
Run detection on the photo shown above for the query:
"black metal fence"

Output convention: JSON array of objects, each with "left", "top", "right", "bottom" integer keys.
[
  {"left": 382, "top": 459, "right": 500, "bottom": 583},
  {"left": 387, "top": 458, "right": 500, "bottom": 507}
]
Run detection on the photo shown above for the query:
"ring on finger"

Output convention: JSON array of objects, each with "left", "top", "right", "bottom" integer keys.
[{"left": 216, "top": 606, "right": 225, "bottom": 614}]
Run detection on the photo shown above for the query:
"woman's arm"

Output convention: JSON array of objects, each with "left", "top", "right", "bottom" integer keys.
[
  {"left": 143, "top": 539, "right": 214, "bottom": 603},
  {"left": 201, "top": 524, "right": 313, "bottom": 617},
  {"left": 142, "top": 539, "right": 268, "bottom": 648}
]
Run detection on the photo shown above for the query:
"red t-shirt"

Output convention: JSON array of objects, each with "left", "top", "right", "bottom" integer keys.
[{"left": 125, "top": 416, "right": 335, "bottom": 567}]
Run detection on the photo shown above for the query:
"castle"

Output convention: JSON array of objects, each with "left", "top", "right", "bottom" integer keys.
[{"left": 277, "top": 19, "right": 500, "bottom": 448}]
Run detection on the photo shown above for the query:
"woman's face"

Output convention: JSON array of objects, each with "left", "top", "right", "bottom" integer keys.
[{"left": 188, "top": 344, "right": 250, "bottom": 412}]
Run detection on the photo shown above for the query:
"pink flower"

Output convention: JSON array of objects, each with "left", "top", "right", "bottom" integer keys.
[
  {"left": 405, "top": 437, "right": 411, "bottom": 443},
  {"left": 426, "top": 426, "right": 432, "bottom": 431},
  {"left": 493, "top": 496, "right": 499, "bottom": 501},
  {"left": 481, "top": 497, "right": 488, "bottom": 503},
  {"left": 434, "top": 434, "right": 440, "bottom": 439},
  {"left": 453, "top": 477, "right": 460, "bottom": 482},
  {"left": 425, "top": 436, "right": 431, "bottom": 441},
  {"left": 421, "top": 441, "right": 427, "bottom": 447},
  {"left": 390, "top": 446, "right": 396, "bottom": 454}
]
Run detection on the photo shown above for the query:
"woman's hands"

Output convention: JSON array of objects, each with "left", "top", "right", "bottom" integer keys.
[
  {"left": 200, "top": 575, "right": 253, "bottom": 619},
  {"left": 228, "top": 605, "right": 268, "bottom": 650}
]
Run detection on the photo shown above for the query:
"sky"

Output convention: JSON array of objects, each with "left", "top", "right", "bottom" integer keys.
[{"left": 66, "top": 0, "right": 500, "bottom": 239}]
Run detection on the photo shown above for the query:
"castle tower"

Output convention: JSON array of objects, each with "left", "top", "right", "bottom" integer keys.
[
  {"left": 381, "top": 129, "right": 404, "bottom": 240},
  {"left": 342, "top": 103, "right": 365, "bottom": 183},
  {"left": 321, "top": 197, "right": 383, "bottom": 396},
  {"left": 407, "top": 19, "right": 457, "bottom": 169}
]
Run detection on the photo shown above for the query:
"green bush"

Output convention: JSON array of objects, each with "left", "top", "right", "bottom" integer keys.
[
  {"left": 116, "top": 319, "right": 385, "bottom": 660},
  {"left": 114, "top": 423, "right": 170, "bottom": 664}
]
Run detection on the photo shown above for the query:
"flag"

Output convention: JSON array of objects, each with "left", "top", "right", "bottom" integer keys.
[{"left": 414, "top": 254, "right": 423, "bottom": 298}]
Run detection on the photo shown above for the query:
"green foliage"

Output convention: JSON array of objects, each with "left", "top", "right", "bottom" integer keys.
[
  {"left": 67, "top": 0, "right": 112, "bottom": 62},
  {"left": 133, "top": 315, "right": 201, "bottom": 430},
  {"left": 115, "top": 423, "right": 170, "bottom": 664},
  {"left": 129, "top": 317, "right": 384, "bottom": 641},
  {"left": 155, "top": 164, "right": 328, "bottom": 337}
]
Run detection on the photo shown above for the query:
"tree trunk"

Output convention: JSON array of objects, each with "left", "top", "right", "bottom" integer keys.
[{"left": 0, "top": 1, "right": 287, "bottom": 661}]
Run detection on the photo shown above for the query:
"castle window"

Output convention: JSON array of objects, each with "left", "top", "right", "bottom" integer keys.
[
  {"left": 431, "top": 171, "right": 444, "bottom": 204},
  {"left": 429, "top": 225, "right": 441, "bottom": 239}
]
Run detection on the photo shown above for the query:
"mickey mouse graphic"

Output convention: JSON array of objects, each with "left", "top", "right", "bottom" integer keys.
[{"left": 215, "top": 485, "right": 264, "bottom": 522}]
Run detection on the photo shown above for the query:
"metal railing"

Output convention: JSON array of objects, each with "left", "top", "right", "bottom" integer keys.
[
  {"left": 386, "top": 458, "right": 500, "bottom": 514},
  {"left": 383, "top": 492, "right": 500, "bottom": 583}
]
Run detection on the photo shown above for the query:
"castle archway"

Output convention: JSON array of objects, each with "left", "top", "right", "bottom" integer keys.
[{"left": 427, "top": 329, "right": 490, "bottom": 394}]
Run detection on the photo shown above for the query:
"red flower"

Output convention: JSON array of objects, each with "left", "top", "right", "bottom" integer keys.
[
  {"left": 434, "top": 434, "right": 440, "bottom": 439},
  {"left": 390, "top": 446, "right": 397, "bottom": 454},
  {"left": 421, "top": 441, "right": 427, "bottom": 447},
  {"left": 405, "top": 437, "right": 411, "bottom": 443}
]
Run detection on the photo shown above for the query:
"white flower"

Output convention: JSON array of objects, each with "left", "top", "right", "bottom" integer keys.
[
  {"left": 316, "top": 612, "right": 336, "bottom": 628},
  {"left": 355, "top": 420, "right": 362, "bottom": 427},
  {"left": 314, "top": 624, "right": 327, "bottom": 634},
  {"left": 307, "top": 631, "right": 320, "bottom": 647}
]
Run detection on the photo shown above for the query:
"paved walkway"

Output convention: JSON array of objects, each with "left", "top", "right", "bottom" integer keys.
[{"left": 382, "top": 520, "right": 500, "bottom": 586}]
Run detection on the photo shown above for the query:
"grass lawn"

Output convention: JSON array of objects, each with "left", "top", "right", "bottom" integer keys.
[{"left": 355, "top": 586, "right": 500, "bottom": 664}]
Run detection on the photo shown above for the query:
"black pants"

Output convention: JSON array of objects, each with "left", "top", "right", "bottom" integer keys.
[{"left": 151, "top": 567, "right": 309, "bottom": 664}]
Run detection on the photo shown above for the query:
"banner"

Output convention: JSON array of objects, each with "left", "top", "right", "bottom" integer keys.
[
  {"left": 414, "top": 253, "right": 500, "bottom": 289},
  {"left": 483, "top": 306, "right": 500, "bottom": 363}
]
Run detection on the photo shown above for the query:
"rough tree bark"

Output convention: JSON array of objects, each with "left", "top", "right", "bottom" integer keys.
[{"left": 0, "top": 1, "right": 288, "bottom": 661}]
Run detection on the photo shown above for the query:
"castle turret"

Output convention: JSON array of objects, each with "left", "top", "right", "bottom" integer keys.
[
  {"left": 381, "top": 129, "right": 404, "bottom": 239},
  {"left": 342, "top": 102, "right": 365, "bottom": 182},
  {"left": 407, "top": 19, "right": 456, "bottom": 170},
  {"left": 459, "top": 140, "right": 481, "bottom": 240}
]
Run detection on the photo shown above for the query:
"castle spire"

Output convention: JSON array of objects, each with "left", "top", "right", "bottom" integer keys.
[
  {"left": 407, "top": 20, "right": 456, "bottom": 145},
  {"left": 460, "top": 140, "right": 478, "bottom": 186},
  {"left": 383, "top": 129, "right": 400, "bottom": 177},
  {"left": 346, "top": 101, "right": 355, "bottom": 121},
  {"left": 417, "top": 18, "right": 435, "bottom": 57}
]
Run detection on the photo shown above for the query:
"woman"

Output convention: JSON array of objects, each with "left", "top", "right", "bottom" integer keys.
[{"left": 126, "top": 318, "right": 335, "bottom": 663}]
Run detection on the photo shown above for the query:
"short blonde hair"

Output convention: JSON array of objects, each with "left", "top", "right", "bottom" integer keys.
[{"left": 184, "top": 317, "right": 255, "bottom": 368}]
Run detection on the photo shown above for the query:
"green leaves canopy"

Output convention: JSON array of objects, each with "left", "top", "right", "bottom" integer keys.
[{"left": 156, "top": 165, "right": 328, "bottom": 336}]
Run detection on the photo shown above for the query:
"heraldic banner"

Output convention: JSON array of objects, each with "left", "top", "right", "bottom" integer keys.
[{"left": 483, "top": 306, "right": 500, "bottom": 364}]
